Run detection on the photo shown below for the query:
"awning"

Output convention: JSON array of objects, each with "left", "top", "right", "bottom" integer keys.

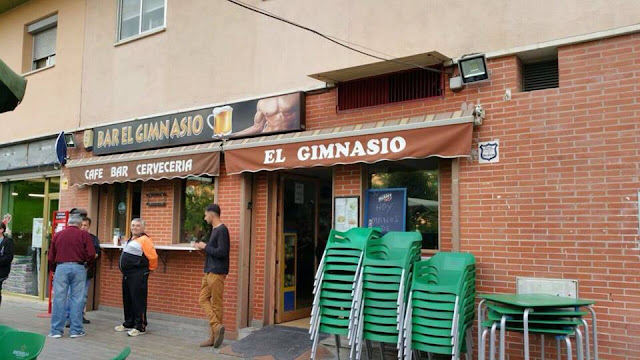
[
  {"left": 0, "top": 58, "right": 27, "bottom": 114},
  {"left": 66, "top": 142, "right": 221, "bottom": 186},
  {"left": 308, "top": 51, "right": 450, "bottom": 84},
  {"left": 223, "top": 109, "right": 477, "bottom": 175}
]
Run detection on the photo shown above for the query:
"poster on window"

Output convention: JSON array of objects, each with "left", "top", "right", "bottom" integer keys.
[
  {"left": 31, "top": 218, "right": 43, "bottom": 248},
  {"left": 334, "top": 196, "right": 359, "bottom": 232}
]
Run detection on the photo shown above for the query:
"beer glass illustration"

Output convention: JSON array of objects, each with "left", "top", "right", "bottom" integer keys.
[{"left": 207, "top": 105, "right": 233, "bottom": 137}]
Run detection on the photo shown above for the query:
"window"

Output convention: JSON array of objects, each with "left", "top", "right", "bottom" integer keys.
[
  {"left": 112, "top": 182, "right": 142, "bottom": 240},
  {"left": 337, "top": 68, "right": 443, "bottom": 111},
  {"left": 27, "top": 14, "right": 57, "bottom": 71},
  {"left": 521, "top": 59, "right": 559, "bottom": 92},
  {"left": 368, "top": 158, "right": 439, "bottom": 250},
  {"left": 118, "top": 0, "right": 165, "bottom": 41},
  {"left": 180, "top": 177, "right": 216, "bottom": 243}
]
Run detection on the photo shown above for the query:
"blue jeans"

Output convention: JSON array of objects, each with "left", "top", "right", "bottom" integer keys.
[
  {"left": 50, "top": 263, "right": 86, "bottom": 336},
  {"left": 65, "top": 277, "right": 90, "bottom": 320}
]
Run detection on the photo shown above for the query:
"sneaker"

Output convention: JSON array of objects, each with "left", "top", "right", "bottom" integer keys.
[
  {"left": 48, "top": 333, "right": 62, "bottom": 339},
  {"left": 114, "top": 325, "right": 132, "bottom": 332},
  {"left": 83, "top": 317, "right": 91, "bottom": 324},
  {"left": 127, "top": 329, "right": 145, "bottom": 337},
  {"left": 213, "top": 326, "right": 225, "bottom": 348},
  {"left": 70, "top": 332, "right": 86, "bottom": 338}
]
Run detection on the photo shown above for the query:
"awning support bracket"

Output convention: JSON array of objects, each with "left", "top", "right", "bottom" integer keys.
[
  {"left": 103, "top": 248, "right": 120, "bottom": 269},
  {"left": 157, "top": 250, "right": 170, "bottom": 273}
]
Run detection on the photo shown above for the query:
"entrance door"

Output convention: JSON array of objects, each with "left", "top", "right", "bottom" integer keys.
[
  {"left": 276, "top": 176, "right": 318, "bottom": 323},
  {"left": 42, "top": 193, "right": 59, "bottom": 299}
]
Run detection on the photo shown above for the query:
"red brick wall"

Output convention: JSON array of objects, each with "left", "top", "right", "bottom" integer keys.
[
  {"left": 251, "top": 173, "right": 268, "bottom": 321},
  {"left": 305, "top": 33, "right": 640, "bottom": 359},
  {"left": 215, "top": 158, "right": 242, "bottom": 337},
  {"left": 140, "top": 180, "right": 175, "bottom": 245},
  {"left": 333, "top": 165, "right": 361, "bottom": 197}
]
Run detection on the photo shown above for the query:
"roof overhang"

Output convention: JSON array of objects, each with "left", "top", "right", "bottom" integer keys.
[
  {"left": 0, "top": 0, "right": 29, "bottom": 14},
  {"left": 308, "top": 51, "right": 450, "bottom": 84}
]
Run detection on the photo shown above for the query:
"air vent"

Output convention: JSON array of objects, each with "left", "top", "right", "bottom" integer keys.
[
  {"left": 337, "top": 68, "right": 442, "bottom": 111},
  {"left": 522, "top": 60, "right": 559, "bottom": 92}
]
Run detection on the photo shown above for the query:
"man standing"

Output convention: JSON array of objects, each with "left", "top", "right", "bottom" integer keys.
[
  {"left": 115, "top": 218, "right": 157, "bottom": 337},
  {"left": 195, "top": 204, "right": 230, "bottom": 348},
  {"left": 66, "top": 217, "right": 100, "bottom": 326},
  {"left": 0, "top": 222, "right": 14, "bottom": 307},
  {"left": 48, "top": 214, "right": 96, "bottom": 338}
]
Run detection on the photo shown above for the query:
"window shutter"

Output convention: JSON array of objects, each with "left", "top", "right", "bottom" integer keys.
[{"left": 33, "top": 27, "right": 57, "bottom": 61}]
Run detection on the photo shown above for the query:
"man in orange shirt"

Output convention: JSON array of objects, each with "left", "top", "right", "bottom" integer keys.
[{"left": 114, "top": 218, "right": 157, "bottom": 337}]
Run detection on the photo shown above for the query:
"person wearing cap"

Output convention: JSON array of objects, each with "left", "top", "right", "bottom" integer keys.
[
  {"left": 47, "top": 214, "right": 96, "bottom": 338},
  {"left": 115, "top": 218, "right": 157, "bottom": 337}
]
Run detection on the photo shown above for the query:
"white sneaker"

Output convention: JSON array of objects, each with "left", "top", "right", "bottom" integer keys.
[
  {"left": 47, "top": 333, "right": 62, "bottom": 338},
  {"left": 70, "top": 332, "right": 86, "bottom": 338},
  {"left": 114, "top": 325, "right": 132, "bottom": 332},
  {"left": 127, "top": 329, "right": 145, "bottom": 337}
]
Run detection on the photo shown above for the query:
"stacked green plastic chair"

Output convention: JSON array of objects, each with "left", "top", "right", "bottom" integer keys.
[
  {"left": 309, "top": 227, "right": 381, "bottom": 360},
  {"left": 403, "top": 252, "right": 476, "bottom": 360},
  {"left": 351, "top": 231, "right": 422, "bottom": 360}
]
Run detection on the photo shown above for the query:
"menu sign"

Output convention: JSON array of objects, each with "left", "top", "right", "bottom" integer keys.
[
  {"left": 365, "top": 188, "right": 407, "bottom": 234},
  {"left": 93, "top": 92, "right": 304, "bottom": 155}
]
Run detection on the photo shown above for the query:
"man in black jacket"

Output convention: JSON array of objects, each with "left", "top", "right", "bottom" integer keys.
[
  {"left": 194, "top": 204, "right": 229, "bottom": 348},
  {"left": 0, "top": 222, "right": 14, "bottom": 307}
]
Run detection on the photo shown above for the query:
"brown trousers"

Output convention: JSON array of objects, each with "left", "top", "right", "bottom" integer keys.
[{"left": 198, "top": 273, "right": 225, "bottom": 335}]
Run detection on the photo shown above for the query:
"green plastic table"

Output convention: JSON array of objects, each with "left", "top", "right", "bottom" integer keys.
[
  {"left": 479, "top": 293, "right": 594, "bottom": 308},
  {"left": 477, "top": 294, "right": 597, "bottom": 360}
]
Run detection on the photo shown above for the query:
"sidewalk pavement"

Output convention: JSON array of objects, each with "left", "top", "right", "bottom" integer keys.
[{"left": 0, "top": 295, "right": 239, "bottom": 360}]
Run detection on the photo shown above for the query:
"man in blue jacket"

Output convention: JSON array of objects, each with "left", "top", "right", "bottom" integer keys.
[{"left": 194, "top": 204, "right": 229, "bottom": 348}]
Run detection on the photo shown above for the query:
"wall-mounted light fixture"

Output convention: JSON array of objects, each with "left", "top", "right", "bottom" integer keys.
[
  {"left": 458, "top": 54, "right": 489, "bottom": 84},
  {"left": 449, "top": 53, "right": 490, "bottom": 92},
  {"left": 64, "top": 133, "right": 76, "bottom": 148}
]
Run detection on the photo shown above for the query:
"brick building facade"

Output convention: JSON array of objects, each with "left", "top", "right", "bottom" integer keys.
[{"left": 60, "top": 31, "right": 639, "bottom": 359}]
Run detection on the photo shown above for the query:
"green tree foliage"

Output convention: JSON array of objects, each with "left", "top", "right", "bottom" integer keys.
[{"left": 182, "top": 181, "right": 215, "bottom": 243}]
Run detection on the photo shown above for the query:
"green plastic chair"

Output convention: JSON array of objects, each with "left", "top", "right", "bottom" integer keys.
[
  {"left": 0, "top": 331, "right": 46, "bottom": 360},
  {"left": 112, "top": 346, "right": 131, "bottom": 360},
  {"left": 0, "top": 324, "right": 17, "bottom": 339},
  {"left": 406, "top": 252, "right": 477, "bottom": 359}
]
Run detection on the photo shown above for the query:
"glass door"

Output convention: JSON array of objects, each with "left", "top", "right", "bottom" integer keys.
[
  {"left": 277, "top": 176, "right": 318, "bottom": 323},
  {"left": 41, "top": 190, "right": 59, "bottom": 300},
  {"left": 0, "top": 177, "right": 59, "bottom": 300}
]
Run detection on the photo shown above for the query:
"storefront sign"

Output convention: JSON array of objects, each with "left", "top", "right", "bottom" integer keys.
[
  {"left": 93, "top": 92, "right": 305, "bottom": 155},
  {"left": 224, "top": 122, "right": 473, "bottom": 175},
  {"left": 68, "top": 151, "right": 220, "bottom": 186}
]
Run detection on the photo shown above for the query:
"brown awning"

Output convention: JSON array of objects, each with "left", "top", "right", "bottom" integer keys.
[
  {"left": 66, "top": 142, "right": 220, "bottom": 186},
  {"left": 223, "top": 110, "right": 476, "bottom": 175}
]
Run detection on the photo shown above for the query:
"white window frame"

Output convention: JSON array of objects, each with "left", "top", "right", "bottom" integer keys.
[
  {"left": 116, "top": 0, "right": 167, "bottom": 43},
  {"left": 28, "top": 14, "right": 58, "bottom": 71}
]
